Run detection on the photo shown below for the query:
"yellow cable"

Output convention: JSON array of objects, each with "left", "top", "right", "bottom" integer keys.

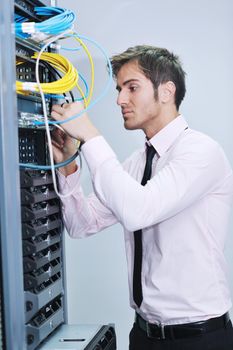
[
  {"left": 16, "top": 49, "right": 89, "bottom": 106},
  {"left": 73, "top": 33, "right": 94, "bottom": 106},
  {"left": 35, "top": 53, "right": 87, "bottom": 104},
  {"left": 16, "top": 52, "right": 79, "bottom": 95},
  {"left": 32, "top": 52, "right": 78, "bottom": 93}
]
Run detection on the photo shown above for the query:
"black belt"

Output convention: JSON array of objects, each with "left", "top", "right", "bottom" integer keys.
[{"left": 135, "top": 312, "right": 231, "bottom": 340}]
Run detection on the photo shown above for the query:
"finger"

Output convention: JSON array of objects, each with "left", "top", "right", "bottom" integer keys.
[
  {"left": 51, "top": 104, "right": 66, "bottom": 114},
  {"left": 62, "top": 102, "right": 78, "bottom": 110},
  {"left": 51, "top": 127, "right": 63, "bottom": 137},
  {"left": 51, "top": 139, "right": 63, "bottom": 149},
  {"left": 51, "top": 110, "right": 64, "bottom": 120},
  {"left": 51, "top": 132, "right": 64, "bottom": 146}
]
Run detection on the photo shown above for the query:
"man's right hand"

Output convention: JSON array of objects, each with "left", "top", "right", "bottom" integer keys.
[{"left": 51, "top": 102, "right": 100, "bottom": 143}]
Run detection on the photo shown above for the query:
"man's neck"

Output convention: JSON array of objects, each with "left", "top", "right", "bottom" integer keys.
[{"left": 144, "top": 109, "right": 179, "bottom": 139}]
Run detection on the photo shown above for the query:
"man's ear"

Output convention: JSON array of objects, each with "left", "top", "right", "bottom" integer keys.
[{"left": 158, "top": 81, "right": 176, "bottom": 104}]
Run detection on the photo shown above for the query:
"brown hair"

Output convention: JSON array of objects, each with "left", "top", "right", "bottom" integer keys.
[{"left": 111, "top": 45, "right": 186, "bottom": 109}]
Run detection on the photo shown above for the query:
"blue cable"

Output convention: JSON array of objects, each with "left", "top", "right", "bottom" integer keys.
[
  {"left": 76, "top": 71, "right": 89, "bottom": 101},
  {"left": 15, "top": 7, "right": 76, "bottom": 37},
  {"left": 14, "top": 14, "right": 27, "bottom": 23},
  {"left": 18, "top": 33, "right": 112, "bottom": 169},
  {"left": 34, "top": 7, "right": 76, "bottom": 35},
  {"left": 61, "top": 46, "right": 81, "bottom": 51},
  {"left": 44, "top": 94, "right": 66, "bottom": 99},
  {"left": 19, "top": 148, "right": 80, "bottom": 170},
  {"left": 14, "top": 14, "right": 29, "bottom": 38},
  {"left": 34, "top": 33, "right": 113, "bottom": 126}
]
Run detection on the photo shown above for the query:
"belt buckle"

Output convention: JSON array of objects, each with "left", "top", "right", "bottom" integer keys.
[{"left": 146, "top": 322, "right": 166, "bottom": 340}]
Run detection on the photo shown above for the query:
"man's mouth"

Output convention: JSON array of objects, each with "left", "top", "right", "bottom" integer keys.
[{"left": 122, "top": 110, "right": 132, "bottom": 116}]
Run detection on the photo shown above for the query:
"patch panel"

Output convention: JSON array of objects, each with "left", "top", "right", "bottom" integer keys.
[
  {"left": 15, "top": 0, "right": 51, "bottom": 20},
  {"left": 19, "top": 128, "right": 48, "bottom": 164},
  {"left": 15, "top": 0, "right": 37, "bottom": 19},
  {"left": 16, "top": 62, "right": 48, "bottom": 84}
]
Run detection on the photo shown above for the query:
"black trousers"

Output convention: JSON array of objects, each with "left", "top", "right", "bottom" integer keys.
[{"left": 129, "top": 321, "right": 233, "bottom": 350}]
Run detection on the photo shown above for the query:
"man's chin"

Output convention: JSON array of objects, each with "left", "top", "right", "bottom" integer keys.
[{"left": 124, "top": 121, "right": 137, "bottom": 130}]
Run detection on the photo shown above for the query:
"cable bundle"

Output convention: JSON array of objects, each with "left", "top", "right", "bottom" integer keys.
[
  {"left": 17, "top": 8, "right": 113, "bottom": 198},
  {"left": 34, "top": 7, "right": 76, "bottom": 35},
  {"left": 16, "top": 52, "right": 78, "bottom": 95},
  {"left": 14, "top": 7, "right": 76, "bottom": 39},
  {"left": 14, "top": 14, "right": 26, "bottom": 23}
]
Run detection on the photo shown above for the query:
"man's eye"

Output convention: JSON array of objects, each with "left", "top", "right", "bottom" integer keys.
[{"left": 129, "top": 86, "right": 138, "bottom": 92}]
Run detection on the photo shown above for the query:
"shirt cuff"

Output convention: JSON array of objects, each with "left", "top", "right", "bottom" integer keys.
[{"left": 81, "top": 136, "right": 117, "bottom": 175}]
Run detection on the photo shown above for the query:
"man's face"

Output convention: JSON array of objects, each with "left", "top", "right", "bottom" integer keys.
[{"left": 116, "top": 61, "right": 161, "bottom": 137}]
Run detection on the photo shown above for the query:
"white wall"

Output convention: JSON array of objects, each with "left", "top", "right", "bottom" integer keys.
[{"left": 59, "top": 1, "right": 233, "bottom": 348}]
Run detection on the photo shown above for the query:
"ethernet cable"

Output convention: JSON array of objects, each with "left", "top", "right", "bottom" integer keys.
[
  {"left": 45, "top": 66, "right": 89, "bottom": 102},
  {"left": 14, "top": 14, "right": 28, "bottom": 38},
  {"left": 16, "top": 52, "right": 87, "bottom": 105},
  {"left": 16, "top": 38, "right": 93, "bottom": 103},
  {"left": 74, "top": 71, "right": 89, "bottom": 101},
  {"left": 41, "top": 61, "right": 74, "bottom": 103},
  {"left": 16, "top": 32, "right": 94, "bottom": 108},
  {"left": 14, "top": 7, "right": 76, "bottom": 39},
  {"left": 44, "top": 71, "right": 89, "bottom": 102},
  {"left": 19, "top": 144, "right": 82, "bottom": 170},
  {"left": 61, "top": 46, "right": 81, "bottom": 52},
  {"left": 34, "top": 7, "right": 76, "bottom": 34},
  {"left": 35, "top": 32, "right": 113, "bottom": 127},
  {"left": 32, "top": 33, "right": 112, "bottom": 198},
  {"left": 33, "top": 52, "right": 81, "bottom": 97},
  {"left": 18, "top": 32, "right": 111, "bottom": 197},
  {"left": 17, "top": 30, "right": 90, "bottom": 171},
  {"left": 14, "top": 14, "right": 27, "bottom": 23},
  {"left": 16, "top": 52, "right": 79, "bottom": 95},
  {"left": 50, "top": 34, "right": 94, "bottom": 106},
  {"left": 73, "top": 36, "right": 94, "bottom": 106},
  {"left": 20, "top": 30, "right": 83, "bottom": 198}
]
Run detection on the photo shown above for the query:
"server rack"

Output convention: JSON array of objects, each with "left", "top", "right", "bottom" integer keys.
[
  {"left": 15, "top": 1, "right": 65, "bottom": 348},
  {"left": 0, "top": 1, "right": 117, "bottom": 349}
]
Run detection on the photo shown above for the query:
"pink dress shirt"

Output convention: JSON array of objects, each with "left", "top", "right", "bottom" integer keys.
[{"left": 58, "top": 115, "right": 233, "bottom": 325}]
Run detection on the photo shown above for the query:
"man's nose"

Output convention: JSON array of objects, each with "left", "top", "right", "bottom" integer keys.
[{"left": 117, "top": 91, "right": 128, "bottom": 106}]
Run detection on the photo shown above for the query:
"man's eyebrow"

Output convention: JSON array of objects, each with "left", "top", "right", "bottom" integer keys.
[{"left": 116, "top": 79, "right": 140, "bottom": 91}]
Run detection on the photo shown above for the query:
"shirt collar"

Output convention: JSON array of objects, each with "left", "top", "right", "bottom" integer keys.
[{"left": 146, "top": 115, "right": 188, "bottom": 157}]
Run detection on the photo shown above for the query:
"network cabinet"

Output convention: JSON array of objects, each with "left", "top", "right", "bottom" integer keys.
[
  {"left": 0, "top": 0, "right": 116, "bottom": 349},
  {"left": 15, "top": 1, "right": 65, "bottom": 348}
]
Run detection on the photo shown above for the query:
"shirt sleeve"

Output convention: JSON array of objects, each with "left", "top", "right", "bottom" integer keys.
[
  {"left": 57, "top": 167, "right": 118, "bottom": 238},
  {"left": 82, "top": 135, "right": 233, "bottom": 232}
]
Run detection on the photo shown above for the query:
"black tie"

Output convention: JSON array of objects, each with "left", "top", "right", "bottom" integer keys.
[{"left": 133, "top": 144, "right": 156, "bottom": 307}]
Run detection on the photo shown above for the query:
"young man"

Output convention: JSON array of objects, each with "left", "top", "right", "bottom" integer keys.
[{"left": 51, "top": 45, "right": 233, "bottom": 350}]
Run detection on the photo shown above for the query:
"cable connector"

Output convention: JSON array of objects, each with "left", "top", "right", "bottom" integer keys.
[
  {"left": 31, "top": 31, "right": 52, "bottom": 42},
  {"left": 49, "top": 43, "right": 61, "bottom": 50},
  {"left": 21, "top": 22, "right": 36, "bottom": 34},
  {"left": 22, "top": 82, "right": 37, "bottom": 91}
]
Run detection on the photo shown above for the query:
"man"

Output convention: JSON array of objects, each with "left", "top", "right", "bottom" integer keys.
[{"left": 51, "top": 45, "right": 233, "bottom": 350}]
